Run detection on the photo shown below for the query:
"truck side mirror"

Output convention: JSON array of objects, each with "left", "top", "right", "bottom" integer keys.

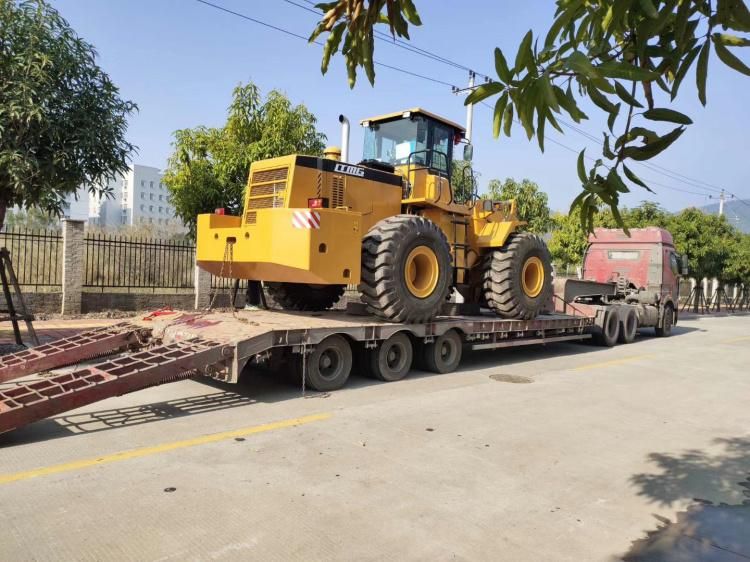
[
  {"left": 463, "top": 144, "right": 473, "bottom": 162},
  {"left": 681, "top": 254, "right": 689, "bottom": 276}
]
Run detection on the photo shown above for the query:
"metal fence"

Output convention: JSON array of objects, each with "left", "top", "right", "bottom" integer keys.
[
  {"left": 0, "top": 227, "right": 63, "bottom": 288},
  {"left": 84, "top": 233, "right": 195, "bottom": 289}
]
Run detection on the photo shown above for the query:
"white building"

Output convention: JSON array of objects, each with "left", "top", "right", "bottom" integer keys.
[{"left": 89, "top": 164, "right": 184, "bottom": 230}]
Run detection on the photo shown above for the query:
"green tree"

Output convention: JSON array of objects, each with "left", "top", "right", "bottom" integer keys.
[
  {"left": 163, "top": 82, "right": 326, "bottom": 236},
  {"left": 485, "top": 178, "right": 554, "bottom": 234},
  {"left": 0, "top": 0, "right": 136, "bottom": 227},
  {"left": 310, "top": 1, "right": 750, "bottom": 230},
  {"left": 666, "top": 207, "right": 739, "bottom": 280},
  {"left": 724, "top": 233, "right": 750, "bottom": 285},
  {"left": 450, "top": 160, "right": 477, "bottom": 204}
]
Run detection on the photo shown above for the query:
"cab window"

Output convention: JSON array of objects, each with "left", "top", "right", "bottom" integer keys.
[{"left": 429, "top": 123, "right": 452, "bottom": 175}]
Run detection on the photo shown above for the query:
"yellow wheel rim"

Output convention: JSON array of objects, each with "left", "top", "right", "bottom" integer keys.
[
  {"left": 521, "top": 256, "right": 545, "bottom": 298},
  {"left": 404, "top": 245, "right": 439, "bottom": 298}
]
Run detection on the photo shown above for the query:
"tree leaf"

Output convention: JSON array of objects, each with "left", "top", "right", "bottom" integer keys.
[
  {"left": 537, "top": 110, "right": 546, "bottom": 152},
  {"left": 588, "top": 85, "right": 617, "bottom": 113},
  {"left": 565, "top": 51, "right": 599, "bottom": 78},
  {"left": 713, "top": 35, "right": 750, "bottom": 76},
  {"left": 616, "top": 126, "right": 659, "bottom": 149},
  {"left": 321, "top": 23, "right": 346, "bottom": 74},
  {"left": 714, "top": 33, "right": 750, "bottom": 47},
  {"left": 696, "top": 40, "right": 710, "bottom": 106},
  {"left": 623, "top": 164, "right": 654, "bottom": 192},
  {"left": 671, "top": 45, "right": 701, "bottom": 100},
  {"left": 493, "top": 92, "right": 508, "bottom": 138},
  {"left": 607, "top": 168, "right": 630, "bottom": 193},
  {"left": 494, "top": 47, "right": 512, "bottom": 83},
  {"left": 642, "top": 108, "right": 693, "bottom": 125},
  {"left": 602, "top": 133, "right": 616, "bottom": 159},
  {"left": 622, "top": 126, "right": 686, "bottom": 160},
  {"left": 577, "top": 149, "right": 587, "bottom": 183},
  {"left": 540, "top": 75, "right": 559, "bottom": 111},
  {"left": 503, "top": 102, "right": 514, "bottom": 137},
  {"left": 464, "top": 81, "right": 505, "bottom": 105},
  {"left": 597, "top": 61, "right": 660, "bottom": 81},
  {"left": 400, "top": 0, "right": 422, "bottom": 25},
  {"left": 515, "top": 30, "right": 534, "bottom": 74},
  {"left": 614, "top": 81, "right": 643, "bottom": 107},
  {"left": 639, "top": 0, "right": 659, "bottom": 19},
  {"left": 607, "top": 103, "right": 621, "bottom": 132}
]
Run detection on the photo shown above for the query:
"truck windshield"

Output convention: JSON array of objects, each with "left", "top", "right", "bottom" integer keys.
[{"left": 363, "top": 116, "right": 428, "bottom": 167}]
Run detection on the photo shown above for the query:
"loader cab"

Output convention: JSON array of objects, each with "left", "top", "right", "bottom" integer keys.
[{"left": 361, "top": 109, "right": 467, "bottom": 207}]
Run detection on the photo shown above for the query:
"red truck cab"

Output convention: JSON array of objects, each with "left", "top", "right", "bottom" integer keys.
[{"left": 582, "top": 228, "right": 682, "bottom": 315}]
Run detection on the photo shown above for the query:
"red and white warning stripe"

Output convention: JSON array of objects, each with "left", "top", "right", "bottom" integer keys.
[{"left": 292, "top": 210, "right": 321, "bottom": 229}]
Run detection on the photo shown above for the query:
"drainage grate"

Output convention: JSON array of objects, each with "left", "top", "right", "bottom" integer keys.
[{"left": 489, "top": 374, "right": 533, "bottom": 384}]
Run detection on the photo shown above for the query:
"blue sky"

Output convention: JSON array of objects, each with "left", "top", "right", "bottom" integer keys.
[{"left": 51, "top": 0, "right": 750, "bottom": 216}]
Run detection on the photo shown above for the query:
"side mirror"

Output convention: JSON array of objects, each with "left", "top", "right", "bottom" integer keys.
[
  {"left": 681, "top": 254, "right": 689, "bottom": 276},
  {"left": 463, "top": 143, "right": 474, "bottom": 162}
]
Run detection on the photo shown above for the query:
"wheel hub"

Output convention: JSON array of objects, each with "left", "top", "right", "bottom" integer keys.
[
  {"left": 404, "top": 245, "right": 439, "bottom": 299},
  {"left": 521, "top": 256, "right": 545, "bottom": 298}
]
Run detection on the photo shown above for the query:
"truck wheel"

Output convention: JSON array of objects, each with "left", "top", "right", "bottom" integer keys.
[
  {"left": 422, "top": 329, "right": 463, "bottom": 374},
  {"left": 593, "top": 309, "right": 620, "bottom": 347},
  {"left": 482, "top": 232, "right": 553, "bottom": 320},
  {"left": 618, "top": 308, "right": 638, "bottom": 344},
  {"left": 267, "top": 282, "right": 345, "bottom": 311},
  {"left": 298, "top": 335, "right": 352, "bottom": 391},
  {"left": 655, "top": 304, "right": 674, "bottom": 337},
  {"left": 359, "top": 215, "right": 452, "bottom": 323},
  {"left": 365, "top": 332, "right": 413, "bottom": 382}
]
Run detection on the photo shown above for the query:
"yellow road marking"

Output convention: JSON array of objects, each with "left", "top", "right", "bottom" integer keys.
[
  {"left": 573, "top": 354, "right": 654, "bottom": 372},
  {"left": 0, "top": 412, "right": 331, "bottom": 485},
  {"left": 721, "top": 335, "right": 750, "bottom": 344}
]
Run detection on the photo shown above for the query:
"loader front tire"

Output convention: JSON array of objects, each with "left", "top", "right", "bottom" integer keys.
[
  {"left": 482, "top": 232, "right": 553, "bottom": 320},
  {"left": 266, "top": 282, "right": 345, "bottom": 311},
  {"left": 359, "top": 215, "right": 452, "bottom": 323}
]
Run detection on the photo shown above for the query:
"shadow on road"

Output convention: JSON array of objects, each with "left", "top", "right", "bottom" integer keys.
[{"left": 623, "top": 437, "right": 750, "bottom": 561}]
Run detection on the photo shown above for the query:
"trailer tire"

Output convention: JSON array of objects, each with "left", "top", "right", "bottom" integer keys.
[
  {"left": 655, "top": 304, "right": 674, "bottom": 337},
  {"left": 298, "top": 335, "right": 352, "bottom": 391},
  {"left": 482, "top": 232, "right": 553, "bottom": 320},
  {"left": 359, "top": 215, "right": 452, "bottom": 323},
  {"left": 593, "top": 309, "right": 620, "bottom": 347},
  {"left": 365, "top": 332, "right": 413, "bottom": 382},
  {"left": 422, "top": 329, "right": 463, "bottom": 374},
  {"left": 267, "top": 282, "right": 345, "bottom": 311},
  {"left": 618, "top": 308, "right": 638, "bottom": 344}
]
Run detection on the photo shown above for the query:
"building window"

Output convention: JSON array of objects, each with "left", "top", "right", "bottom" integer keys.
[
  {"left": 140, "top": 204, "right": 145, "bottom": 211},
  {"left": 158, "top": 206, "right": 163, "bottom": 213},
  {"left": 141, "top": 180, "right": 145, "bottom": 187},
  {"left": 159, "top": 195, "right": 163, "bottom": 201},
  {"left": 159, "top": 182, "right": 164, "bottom": 189},
  {"left": 140, "top": 192, "right": 145, "bottom": 199},
  {"left": 150, "top": 181, "right": 154, "bottom": 188},
  {"left": 150, "top": 193, "right": 154, "bottom": 201},
  {"left": 149, "top": 205, "right": 153, "bottom": 212}
]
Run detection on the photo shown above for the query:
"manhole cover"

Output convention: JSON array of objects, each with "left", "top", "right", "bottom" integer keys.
[{"left": 489, "top": 374, "right": 533, "bottom": 384}]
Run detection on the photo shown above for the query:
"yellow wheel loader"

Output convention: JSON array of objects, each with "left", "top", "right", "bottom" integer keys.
[{"left": 196, "top": 108, "right": 553, "bottom": 322}]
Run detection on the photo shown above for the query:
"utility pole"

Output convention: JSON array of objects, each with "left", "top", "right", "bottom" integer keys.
[
  {"left": 719, "top": 189, "right": 725, "bottom": 216},
  {"left": 464, "top": 71, "right": 475, "bottom": 143}
]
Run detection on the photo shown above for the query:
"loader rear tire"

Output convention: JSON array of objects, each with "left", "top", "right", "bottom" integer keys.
[
  {"left": 359, "top": 215, "right": 452, "bottom": 323},
  {"left": 266, "top": 282, "right": 345, "bottom": 311},
  {"left": 482, "top": 232, "right": 553, "bottom": 320}
]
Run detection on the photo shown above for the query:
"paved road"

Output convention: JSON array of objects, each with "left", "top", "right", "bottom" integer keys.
[{"left": 1, "top": 314, "right": 749, "bottom": 561}]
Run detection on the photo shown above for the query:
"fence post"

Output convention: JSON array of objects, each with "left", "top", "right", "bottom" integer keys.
[
  {"left": 194, "top": 263, "right": 211, "bottom": 310},
  {"left": 61, "top": 219, "right": 85, "bottom": 315}
]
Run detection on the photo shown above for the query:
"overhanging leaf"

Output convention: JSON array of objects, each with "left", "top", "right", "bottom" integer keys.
[
  {"left": 465, "top": 81, "right": 505, "bottom": 105},
  {"left": 713, "top": 35, "right": 750, "bottom": 76},
  {"left": 493, "top": 93, "right": 508, "bottom": 138},
  {"left": 597, "top": 61, "right": 660, "bottom": 81},
  {"left": 623, "top": 164, "right": 654, "bottom": 192},
  {"left": 696, "top": 40, "right": 710, "bottom": 105},
  {"left": 577, "top": 149, "right": 587, "bottom": 183},
  {"left": 642, "top": 108, "right": 693, "bottom": 124},
  {"left": 622, "top": 126, "right": 686, "bottom": 160},
  {"left": 614, "top": 81, "right": 643, "bottom": 107},
  {"left": 494, "top": 47, "right": 512, "bottom": 83}
]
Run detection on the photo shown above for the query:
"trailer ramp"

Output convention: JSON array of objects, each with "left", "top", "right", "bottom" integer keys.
[{"left": 0, "top": 327, "right": 230, "bottom": 435}]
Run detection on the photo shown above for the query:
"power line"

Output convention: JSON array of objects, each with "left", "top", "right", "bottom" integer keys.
[{"left": 195, "top": 0, "right": 460, "bottom": 88}]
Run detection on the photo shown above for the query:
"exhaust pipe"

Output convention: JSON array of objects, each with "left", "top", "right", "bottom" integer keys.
[{"left": 338, "top": 114, "right": 350, "bottom": 163}]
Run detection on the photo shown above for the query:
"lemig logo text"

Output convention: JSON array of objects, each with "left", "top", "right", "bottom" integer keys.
[{"left": 334, "top": 163, "right": 365, "bottom": 177}]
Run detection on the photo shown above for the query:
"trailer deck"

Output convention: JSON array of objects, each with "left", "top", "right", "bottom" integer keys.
[{"left": 0, "top": 308, "right": 593, "bottom": 435}]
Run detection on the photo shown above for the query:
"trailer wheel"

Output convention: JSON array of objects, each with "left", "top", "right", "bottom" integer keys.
[
  {"left": 655, "top": 304, "right": 674, "bottom": 337},
  {"left": 593, "top": 309, "right": 620, "bottom": 347},
  {"left": 299, "top": 335, "right": 352, "bottom": 391},
  {"left": 267, "top": 282, "right": 345, "bottom": 311},
  {"left": 365, "top": 332, "right": 413, "bottom": 382},
  {"left": 482, "top": 232, "right": 553, "bottom": 320},
  {"left": 618, "top": 308, "right": 638, "bottom": 344},
  {"left": 359, "top": 215, "right": 452, "bottom": 323},
  {"left": 422, "top": 329, "right": 463, "bottom": 374}
]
